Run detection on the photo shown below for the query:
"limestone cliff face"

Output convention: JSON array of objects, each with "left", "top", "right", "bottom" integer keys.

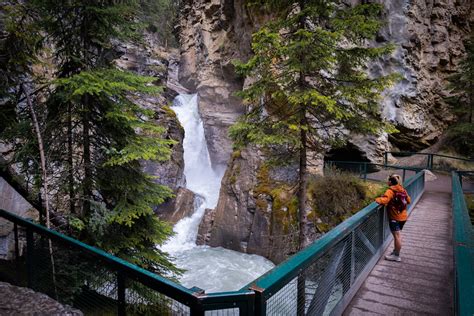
[
  {"left": 0, "top": 177, "right": 38, "bottom": 260},
  {"left": 177, "top": 0, "right": 265, "bottom": 167},
  {"left": 197, "top": 148, "right": 301, "bottom": 263},
  {"left": 370, "top": 0, "right": 473, "bottom": 154},
  {"left": 177, "top": 0, "right": 472, "bottom": 165},
  {"left": 115, "top": 38, "right": 202, "bottom": 223},
  {"left": 177, "top": 0, "right": 472, "bottom": 260}
]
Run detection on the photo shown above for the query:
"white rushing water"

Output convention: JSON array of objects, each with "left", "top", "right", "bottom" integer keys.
[{"left": 161, "top": 94, "right": 274, "bottom": 293}]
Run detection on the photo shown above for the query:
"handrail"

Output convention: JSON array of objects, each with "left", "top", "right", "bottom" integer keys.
[
  {"left": 386, "top": 151, "right": 474, "bottom": 162},
  {"left": 246, "top": 171, "right": 425, "bottom": 314},
  {"left": 384, "top": 151, "right": 474, "bottom": 171},
  {"left": 325, "top": 160, "right": 423, "bottom": 172},
  {"left": 0, "top": 168, "right": 427, "bottom": 315},
  {"left": 0, "top": 207, "right": 259, "bottom": 314},
  {"left": 0, "top": 209, "right": 200, "bottom": 304},
  {"left": 451, "top": 172, "right": 474, "bottom": 316},
  {"left": 247, "top": 202, "right": 381, "bottom": 296},
  {"left": 324, "top": 160, "right": 422, "bottom": 182}
]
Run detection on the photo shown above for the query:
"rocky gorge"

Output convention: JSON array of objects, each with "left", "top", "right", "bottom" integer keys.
[
  {"left": 170, "top": 0, "right": 473, "bottom": 262},
  {"left": 0, "top": 0, "right": 472, "bottom": 265}
]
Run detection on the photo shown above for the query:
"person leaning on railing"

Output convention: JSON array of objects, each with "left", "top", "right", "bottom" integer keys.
[{"left": 375, "top": 174, "right": 411, "bottom": 262}]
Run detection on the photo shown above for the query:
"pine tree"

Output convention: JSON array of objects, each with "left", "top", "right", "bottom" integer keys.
[
  {"left": 1, "top": 1, "right": 180, "bottom": 275},
  {"left": 446, "top": 32, "right": 474, "bottom": 157},
  {"left": 0, "top": 1, "right": 46, "bottom": 211},
  {"left": 231, "top": 0, "right": 397, "bottom": 248}
]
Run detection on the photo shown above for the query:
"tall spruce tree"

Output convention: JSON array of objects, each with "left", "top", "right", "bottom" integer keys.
[
  {"left": 231, "top": 0, "right": 397, "bottom": 248},
  {"left": 1, "top": 1, "right": 180, "bottom": 275},
  {"left": 446, "top": 33, "right": 474, "bottom": 157}
]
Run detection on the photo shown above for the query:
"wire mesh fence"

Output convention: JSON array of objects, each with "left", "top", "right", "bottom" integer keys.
[
  {"left": 250, "top": 171, "right": 425, "bottom": 315},
  {"left": 0, "top": 171, "right": 425, "bottom": 316},
  {"left": 262, "top": 218, "right": 377, "bottom": 316},
  {"left": 125, "top": 278, "right": 190, "bottom": 315},
  {"left": 451, "top": 172, "right": 474, "bottom": 316},
  {"left": 1, "top": 209, "right": 250, "bottom": 315},
  {"left": 27, "top": 233, "right": 121, "bottom": 315}
]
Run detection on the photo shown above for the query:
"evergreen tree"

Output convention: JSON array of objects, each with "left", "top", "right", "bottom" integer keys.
[
  {"left": 139, "top": 0, "right": 181, "bottom": 47},
  {"left": 231, "top": 0, "right": 397, "bottom": 248},
  {"left": 0, "top": 1, "right": 46, "bottom": 209},
  {"left": 1, "top": 1, "right": 180, "bottom": 275},
  {"left": 446, "top": 32, "right": 474, "bottom": 157}
]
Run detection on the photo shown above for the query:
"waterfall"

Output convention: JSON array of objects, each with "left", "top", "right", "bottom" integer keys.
[
  {"left": 161, "top": 94, "right": 221, "bottom": 252},
  {"left": 161, "top": 94, "right": 274, "bottom": 293}
]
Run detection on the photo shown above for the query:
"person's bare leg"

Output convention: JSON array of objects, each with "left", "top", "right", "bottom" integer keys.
[
  {"left": 386, "top": 230, "right": 402, "bottom": 261},
  {"left": 393, "top": 231, "right": 402, "bottom": 255}
]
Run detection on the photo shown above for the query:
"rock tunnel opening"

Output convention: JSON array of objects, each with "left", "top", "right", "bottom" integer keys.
[{"left": 324, "top": 144, "right": 375, "bottom": 173}]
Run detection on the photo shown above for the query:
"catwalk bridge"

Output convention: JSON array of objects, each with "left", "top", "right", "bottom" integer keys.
[{"left": 0, "top": 152, "right": 473, "bottom": 315}]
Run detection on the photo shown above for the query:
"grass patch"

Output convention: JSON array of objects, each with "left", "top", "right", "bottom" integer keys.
[
  {"left": 434, "top": 150, "right": 474, "bottom": 171},
  {"left": 308, "top": 169, "right": 385, "bottom": 233}
]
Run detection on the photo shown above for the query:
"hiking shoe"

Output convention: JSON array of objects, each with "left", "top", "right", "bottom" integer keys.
[{"left": 385, "top": 254, "right": 401, "bottom": 262}]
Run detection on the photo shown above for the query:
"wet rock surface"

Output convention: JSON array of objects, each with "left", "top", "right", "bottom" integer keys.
[
  {"left": 155, "top": 187, "right": 196, "bottom": 224},
  {"left": 0, "top": 282, "right": 83, "bottom": 315},
  {"left": 180, "top": 1, "right": 472, "bottom": 260},
  {"left": 200, "top": 148, "right": 301, "bottom": 263},
  {"left": 0, "top": 177, "right": 37, "bottom": 260},
  {"left": 177, "top": 0, "right": 261, "bottom": 167},
  {"left": 374, "top": 0, "right": 472, "bottom": 149}
]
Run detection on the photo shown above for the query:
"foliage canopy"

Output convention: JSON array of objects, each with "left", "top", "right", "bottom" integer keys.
[
  {"left": 0, "top": 0, "right": 180, "bottom": 275},
  {"left": 232, "top": 0, "right": 397, "bottom": 247}
]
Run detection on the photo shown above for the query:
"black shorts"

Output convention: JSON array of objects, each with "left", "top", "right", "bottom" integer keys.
[{"left": 389, "top": 220, "right": 406, "bottom": 232}]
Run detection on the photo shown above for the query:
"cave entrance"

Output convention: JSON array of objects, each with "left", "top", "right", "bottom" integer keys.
[{"left": 324, "top": 144, "right": 374, "bottom": 173}]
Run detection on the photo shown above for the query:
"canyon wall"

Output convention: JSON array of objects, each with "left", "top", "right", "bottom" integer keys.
[{"left": 177, "top": 0, "right": 472, "bottom": 261}]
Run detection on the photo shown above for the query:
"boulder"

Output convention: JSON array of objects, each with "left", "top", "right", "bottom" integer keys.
[{"left": 155, "top": 187, "right": 196, "bottom": 224}]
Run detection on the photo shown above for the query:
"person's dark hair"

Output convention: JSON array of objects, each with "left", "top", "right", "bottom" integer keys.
[{"left": 388, "top": 174, "right": 401, "bottom": 185}]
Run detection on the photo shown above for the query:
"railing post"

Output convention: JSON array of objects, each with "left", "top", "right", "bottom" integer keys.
[
  {"left": 117, "top": 271, "right": 126, "bottom": 316},
  {"left": 379, "top": 206, "right": 386, "bottom": 244},
  {"left": 427, "top": 154, "right": 433, "bottom": 169},
  {"left": 250, "top": 286, "right": 267, "bottom": 316},
  {"left": 363, "top": 163, "right": 367, "bottom": 181},
  {"left": 190, "top": 308, "right": 205, "bottom": 316},
  {"left": 402, "top": 169, "right": 406, "bottom": 182},
  {"left": 350, "top": 230, "right": 355, "bottom": 286},
  {"left": 14, "top": 223, "right": 20, "bottom": 283},
  {"left": 384, "top": 152, "right": 388, "bottom": 169},
  {"left": 239, "top": 292, "right": 256, "bottom": 316},
  {"left": 297, "top": 274, "right": 305, "bottom": 316},
  {"left": 26, "top": 228, "right": 34, "bottom": 289}
]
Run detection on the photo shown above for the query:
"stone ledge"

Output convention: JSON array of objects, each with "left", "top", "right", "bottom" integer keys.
[{"left": 0, "top": 281, "right": 83, "bottom": 315}]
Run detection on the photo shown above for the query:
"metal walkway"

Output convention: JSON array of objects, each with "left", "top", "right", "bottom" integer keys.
[{"left": 345, "top": 176, "right": 454, "bottom": 315}]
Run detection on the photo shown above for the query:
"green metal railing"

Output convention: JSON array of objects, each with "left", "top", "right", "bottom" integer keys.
[
  {"left": 451, "top": 171, "right": 474, "bottom": 316},
  {"left": 324, "top": 160, "right": 422, "bottom": 182},
  {"left": 0, "top": 209, "right": 255, "bottom": 315},
  {"left": 0, "top": 171, "right": 426, "bottom": 315},
  {"left": 246, "top": 171, "right": 425, "bottom": 315},
  {"left": 385, "top": 151, "right": 474, "bottom": 171}
]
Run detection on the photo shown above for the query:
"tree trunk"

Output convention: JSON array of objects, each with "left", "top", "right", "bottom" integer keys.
[
  {"left": 22, "top": 83, "right": 58, "bottom": 299},
  {"left": 298, "top": 122, "right": 310, "bottom": 250},
  {"left": 469, "top": 82, "right": 472, "bottom": 124},
  {"left": 67, "top": 104, "right": 75, "bottom": 214},
  {"left": 23, "top": 84, "right": 51, "bottom": 228},
  {"left": 82, "top": 96, "right": 92, "bottom": 218}
]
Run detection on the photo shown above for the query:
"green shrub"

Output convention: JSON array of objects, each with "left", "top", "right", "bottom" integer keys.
[
  {"left": 444, "top": 123, "right": 474, "bottom": 159},
  {"left": 465, "top": 193, "right": 474, "bottom": 224},
  {"left": 308, "top": 168, "right": 384, "bottom": 232},
  {"left": 309, "top": 170, "right": 364, "bottom": 216}
]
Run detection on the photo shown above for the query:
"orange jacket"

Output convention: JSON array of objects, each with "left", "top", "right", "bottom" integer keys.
[{"left": 375, "top": 184, "right": 411, "bottom": 221}]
